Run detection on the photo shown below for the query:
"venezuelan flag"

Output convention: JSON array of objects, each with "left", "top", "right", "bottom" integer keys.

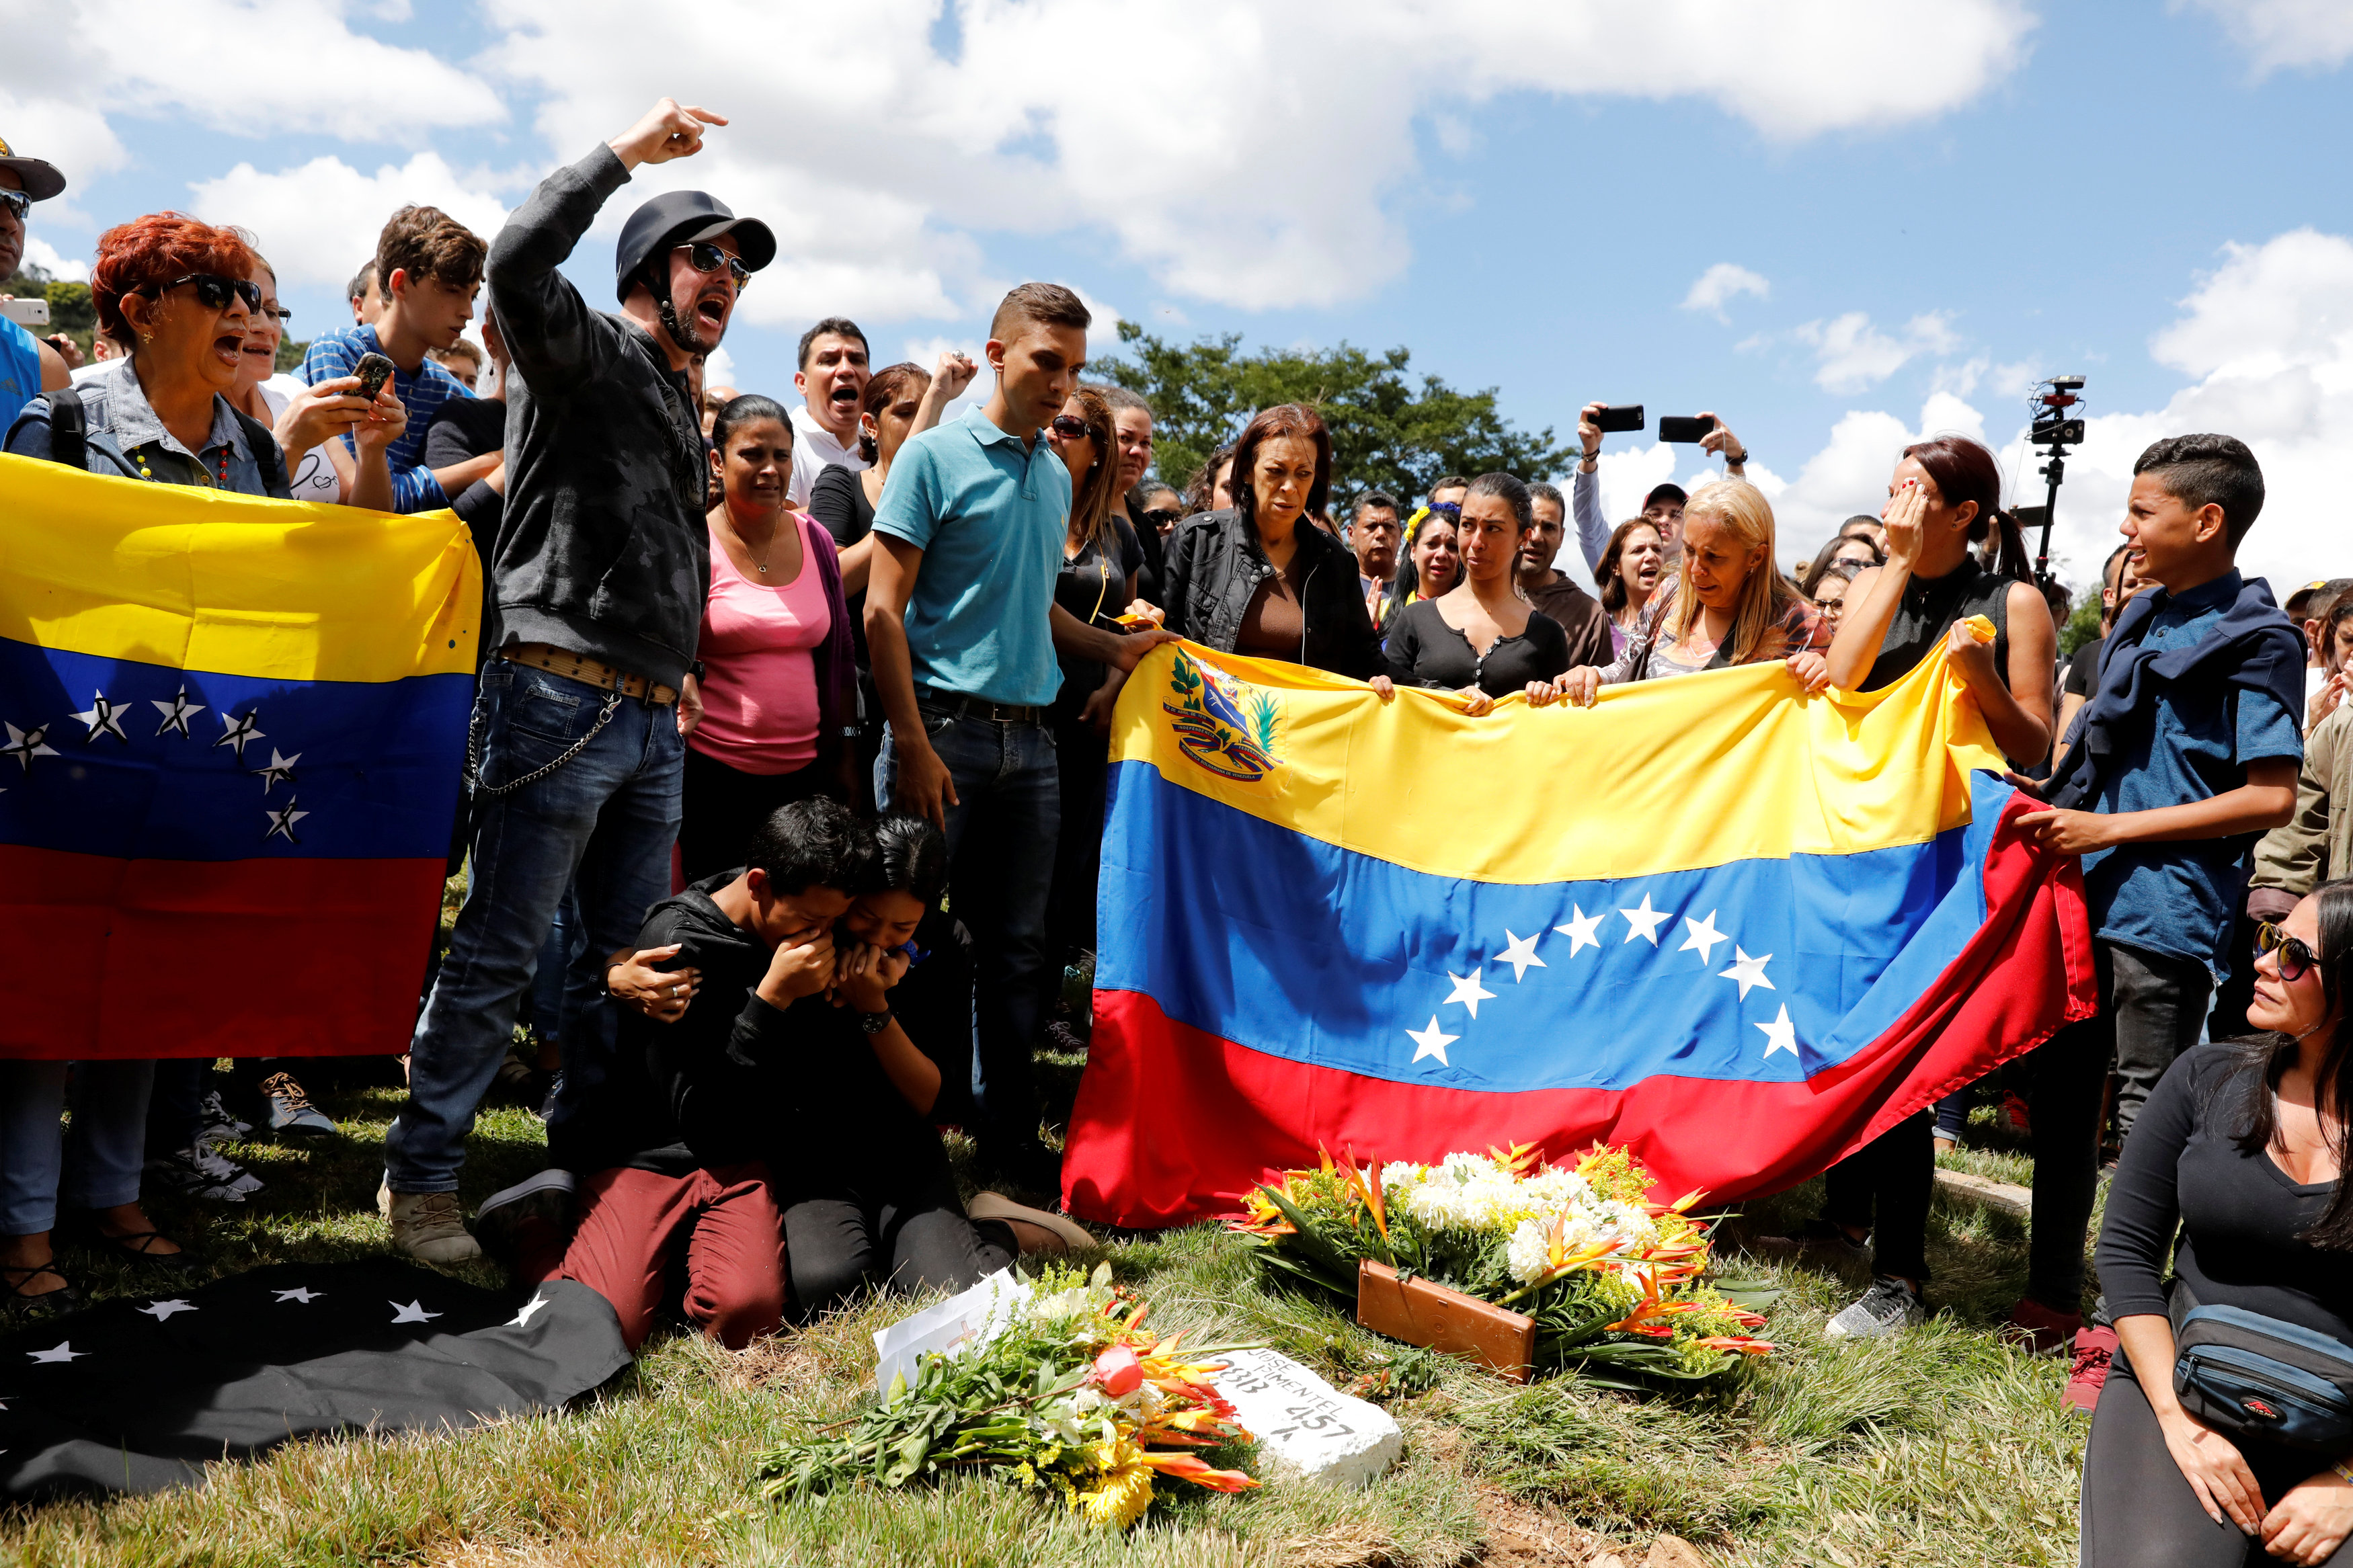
[
  {"left": 0, "top": 457, "right": 480, "bottom": 1059},
  {"left": 1063, "top": 632, "right": 2096, "bottom": 1226}
]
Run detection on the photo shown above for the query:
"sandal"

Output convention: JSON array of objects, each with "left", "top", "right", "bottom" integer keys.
[
  {"left": 0, "top": 1262, "right": 83, "bottom": 1315},
  {"left": 74, "top": 1225, "right": 196, "bottom": 1274}
]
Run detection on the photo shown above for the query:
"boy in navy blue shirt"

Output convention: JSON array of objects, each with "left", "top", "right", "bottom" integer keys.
[{"left": 2005, "top": 433, "right": 2303, "bottom": 1354}]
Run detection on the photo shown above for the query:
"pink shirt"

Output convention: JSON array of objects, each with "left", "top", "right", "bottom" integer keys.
[{"left": 689, "top": 513, "right": 835, "bottom": 774}]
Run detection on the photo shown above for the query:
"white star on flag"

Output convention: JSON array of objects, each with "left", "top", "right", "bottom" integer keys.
[
  {"left": 1406, "top": 1016, "right": 1459, "bottom": 1067},
  {"left": 507, "top": 1293, "right": 552, "bottom": 1329},
  {"left": 1619, "top": 894, "right": 1669, "bottom": 946},
  {"left": 1720, "top": 947, "right": 1776, "bottom": 1000},
  {"left": 274, "top": 1286, "right": 323, "bottom": 1303},
  {"left": 1756, "top": 1005, "right": 1800, "bottom": 1060},
  {"left": 390, "top": 1299, "right": 442, "bottom": 1325},
  {"left": 1490, "top": 929, "right": 1546, "bottom": 981},
  {"left": 69, "top": 691, "right": 129, "bottom": 743},
  {"left": 26, "top": 1342, "right": 83, "bottom": 1364},
  {"left": 1442, "top": 968, "right": 1497, "bottom": 1019},
  {"left": 214, "top": 709, "right": 264, "bottom": 759},
  {"left": 152, "top": 686, "right": 206, "bottom": 737},
  {"left": 1679, "top": 910, "right": 1728, "bottom": 965},
  {"left": 1554, "top": 905, "right": 1605, "bottom": 956},
  {"left": 264, "top": 798, "right": 309, "bottom": 843},
  {"left": 3, "top": 723, "right": 58, "bottom": 772},
  {"left": 250, "top": 749, "right": 300, "bottom": 792},
  {"left": 137, "top": 1298, "right": 198, "bottom": 1321}
]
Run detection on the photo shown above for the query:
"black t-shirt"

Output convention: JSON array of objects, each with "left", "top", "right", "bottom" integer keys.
[
  {"left": 423, "top": 396, "right": 507, "bottom": 465},
  {"left": 1050, "top": 517, "right": 1146, "bottom": 719},
  {"left": 2064, "top": 635, "right": 2103, "bottom": 698},
  {"left": 808, "top": 463, "right": 875, "bottom": 673},
  {"left": 1383, "top": 597, "right": 1572, "bottom": 697}
]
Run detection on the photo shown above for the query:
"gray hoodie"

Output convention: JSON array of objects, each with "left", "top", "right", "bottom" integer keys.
[{"left": 487, "top": 145, "right": 709, "bottom": 688}]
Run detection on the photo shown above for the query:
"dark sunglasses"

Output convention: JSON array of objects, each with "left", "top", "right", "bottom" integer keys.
[
  {"left": 675, "top": 241, "right": 752, "bottom": 288},
  {"left": 0, "top": 190, "right": 28, "bottom": 222},
  {"left": 1049, "top": 414, "right": 1101, "bottom": 443},
  {"left": 2257, "top": 921, "right": 2319, "bottom": 983},
  {"left": 138, "top": 274, "right": 264, "bottom": 313},
  {"left": 1142, "top": 507, "right": 1181, "bottom": 528}
]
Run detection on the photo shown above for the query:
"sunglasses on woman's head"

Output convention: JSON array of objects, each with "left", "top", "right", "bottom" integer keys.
[
  {"left": 138, "top": 274, "right": 264, "bottom": 313},
  {"left": 674, "top": 241, "right": 752, "bottom": 288},
  {"left": 1049, "top": 415, "right": 1098, "bottom": 442},
  {"left": 2257, "top": 921, "right": 2319, "bottom": 983}
]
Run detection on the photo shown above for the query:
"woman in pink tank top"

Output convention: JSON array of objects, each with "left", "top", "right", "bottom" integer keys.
[{"left": 681, "top": 397, "right": 856, "bottom": 882}]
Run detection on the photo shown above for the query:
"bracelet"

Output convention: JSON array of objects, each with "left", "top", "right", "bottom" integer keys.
[{"left": 2335, "top": 1461, "right": 2353, "bottom": 1486}]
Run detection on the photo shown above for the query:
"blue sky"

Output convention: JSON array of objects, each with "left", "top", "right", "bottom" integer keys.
[{"left": 7, "top": 0, "right": 2350, "bottom": 586}]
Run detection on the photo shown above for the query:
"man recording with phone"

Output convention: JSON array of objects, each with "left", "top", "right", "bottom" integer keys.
[
  {"left": 0, "top": 134, "right": 73, "bottom": 431},
  {"left": 1570, "top": 401, "right": 1751, "bottom": 573},
  {"left": 382, "top": 97, "right": 776, "bottom": 1265}
]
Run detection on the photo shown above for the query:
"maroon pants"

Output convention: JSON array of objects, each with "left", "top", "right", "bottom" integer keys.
[{"left": 520, "top": 1162, "right": 787, "bottom": 1351}]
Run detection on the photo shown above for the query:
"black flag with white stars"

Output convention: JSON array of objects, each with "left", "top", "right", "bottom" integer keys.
[{"left": 0, "top": 1260, "right": 629, "bottom": 1502}]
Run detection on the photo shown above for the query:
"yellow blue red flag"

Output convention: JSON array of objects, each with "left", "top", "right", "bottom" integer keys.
[
  {"left": 0, "top": 456, "right": 480, "bottom": 1059},
  {"left": 1064, "top": 634, "right": 2096, "bottom": 1225}
]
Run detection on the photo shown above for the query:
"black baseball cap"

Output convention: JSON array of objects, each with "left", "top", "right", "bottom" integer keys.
[
  {"left": 614, "top": 190, "right": 775, "bottom": 304},
  {"left": 1644, "top": 482, "right": 1687, "bottom": 509},
  {"left": 0, "top": 134, "right": 66, "bottom": 202}
]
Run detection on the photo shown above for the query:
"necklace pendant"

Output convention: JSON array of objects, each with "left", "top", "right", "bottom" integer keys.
[{"left": 757, "top": 563, "right": 768, "bottom": 573}]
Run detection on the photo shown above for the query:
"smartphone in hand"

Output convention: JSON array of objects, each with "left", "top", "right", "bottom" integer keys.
[
  {"left": 354, "top": 352, "right": 396, "bottom": 403},
  {"left": 1592, "top": 404, "right": 1644, "bottom": 434},
  {"left": 1659, "top": 415, "right": 1719, "bottom": 444}
]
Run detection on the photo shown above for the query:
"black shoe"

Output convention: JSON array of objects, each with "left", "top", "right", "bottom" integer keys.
[{"left": 0, "top": 1262, "right": 81, "bottom": 1317}]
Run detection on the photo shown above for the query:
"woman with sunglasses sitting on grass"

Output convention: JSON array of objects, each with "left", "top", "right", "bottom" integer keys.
[{"left": 2082, "top": 879, "right": 2353, "bottom": 1566}]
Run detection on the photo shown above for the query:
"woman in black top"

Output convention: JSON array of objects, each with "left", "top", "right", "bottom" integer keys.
[
  {"left": 2083, "top": 880, "right": 2353, "bottom": 1565},
  {"left": 1159, "top": 404, "right": 1382, "bottom": 679},
  {"left": 1372, "top": 474, "right": 1570, "bottom": 714},
  {"left": 1760, "top": 436, "right": 2058, "bottom": 1342}
]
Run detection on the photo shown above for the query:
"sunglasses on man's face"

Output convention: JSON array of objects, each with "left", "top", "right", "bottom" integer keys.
[
  {"left": 138, "top": 274, "right": 264, "bottom": 313},
  {"left": 0, "top": 190, "right": 29, "bottom": 222},
  {"left": 1049, "top": 415, "right": 1099, "bottom": 442},
  {"left": 2257, "top": 921, "right": 2320, "bottom": 983},
  {"left": 676, "top": 241, "right": 752, "bottom": 288}
]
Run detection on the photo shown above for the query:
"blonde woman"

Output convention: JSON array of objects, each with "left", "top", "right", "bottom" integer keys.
[{"left": 1552, "top": 479, "right": 1829, "bottom": 702}]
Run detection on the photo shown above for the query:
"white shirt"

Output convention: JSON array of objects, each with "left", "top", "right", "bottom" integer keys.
[
  {"left": 789, "top": 401, "right": 865, "bottom": 507},
  {"left": 259, "top": 374, "right": 344, "bottom": 504}
]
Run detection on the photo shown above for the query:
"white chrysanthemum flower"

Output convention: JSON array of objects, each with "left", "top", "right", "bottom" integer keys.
[
  {"left": 1506, "top": 1217, "right": 1553, "bottom": 1283},
  {"left": 1599, "top": 1199, "right": 1658, "bottom": 1245}
]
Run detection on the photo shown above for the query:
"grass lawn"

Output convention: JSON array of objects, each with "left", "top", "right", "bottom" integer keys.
[{"left": 0, "top": 1047, "right": 2093, "bottom": 1567}]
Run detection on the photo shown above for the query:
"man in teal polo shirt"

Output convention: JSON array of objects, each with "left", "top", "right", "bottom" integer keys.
[{"left": 865, "top": 281, "right": 1173, "bottom": 1195}]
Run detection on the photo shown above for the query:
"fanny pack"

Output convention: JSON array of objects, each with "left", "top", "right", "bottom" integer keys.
[{"left": 2171, "top": 1296, "right": 2353, "bottom": 1451}]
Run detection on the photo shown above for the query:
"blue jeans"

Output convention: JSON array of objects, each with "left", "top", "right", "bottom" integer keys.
[
  {"left": 1, "top": 1060, "right": 155, "bottom": 1234},
  {"left": 876, "top": 702, "right": 1059, "bottom": 1148},
  {"left": 385, "top": 665, "right": 682, "bottom": 1195}
]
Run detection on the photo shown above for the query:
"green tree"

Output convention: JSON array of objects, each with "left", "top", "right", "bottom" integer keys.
[
  {"left": 2059, "top": 587, "right": 2103, "bottom": 657},
  {"left": 1101, "top": 323, "right": 1576, "bottom": 509},
  {"left": 277, "top": 337, "right": 309, "bottom": 374},
  {"left": 1, "top": 263, "right": 97, "bottom": 358}
]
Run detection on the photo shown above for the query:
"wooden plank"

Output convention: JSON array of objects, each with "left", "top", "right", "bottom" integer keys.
[
  {"left": 1934, "top": 1167, "right": 2032, "bottom": 1218},
  {"left": 1355, "top": 1260, "right": 1536, "bottom": 1383}
]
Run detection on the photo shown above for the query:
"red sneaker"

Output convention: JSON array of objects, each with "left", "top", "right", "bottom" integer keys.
[
  {"left": 2000, "top": 1296, "right": 2083, "bottom": 1356},
  {"left": 2064, "top": 1323, "right": 2118, "bottom": 1412}
]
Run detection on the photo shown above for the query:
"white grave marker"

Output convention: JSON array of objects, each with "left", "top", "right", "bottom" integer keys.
[{"left": 1208, "top": 1346, "right": 1402, "bottom": 1488}]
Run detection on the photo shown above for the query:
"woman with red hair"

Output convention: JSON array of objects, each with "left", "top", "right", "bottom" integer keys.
[
  {"left": 1159, "top": 403, "right": 1383, "bottom": 677},
  {"left": 6, "top": 212, "right": 391, "bottom": 493}
]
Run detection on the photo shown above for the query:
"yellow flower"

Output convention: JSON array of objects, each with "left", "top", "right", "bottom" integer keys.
[{"left": 1074, "top": 1458, "right": 1156, "bottom": 1528}]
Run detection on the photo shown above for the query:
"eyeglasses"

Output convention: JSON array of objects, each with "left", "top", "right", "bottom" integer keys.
[
  {"left": 2257, "top": 921, "right": 2319, "bottom": 983},
  {"left": 1049, "top": 414, "right": 1100, "bottom": 442},
  {"left": 1142, "top": 507, "right": 1181, "bottom": 528},
  {"left": 259, "top": 304, "right": 292, "bottom": 323},
  {"left": 675, "top": 241, "right": 751, "bottom": 288},
  {"left": 0, "top": 190, "right": 28, "bottom": 222},
  {"left": 136, "top": 274, "right": 264, "bottom": 313}
]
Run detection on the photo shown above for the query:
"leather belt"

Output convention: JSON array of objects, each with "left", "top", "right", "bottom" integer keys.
[
  {"left": 502, "top": 643, "right": 678, "bottom": 705},
  {"left": 916, "top": 686, "right": 1044, "bottom": 725}
]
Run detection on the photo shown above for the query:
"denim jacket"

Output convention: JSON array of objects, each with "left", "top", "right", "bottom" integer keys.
[{"left": 3, "top": 358, "right": 291, "bottom": 497}]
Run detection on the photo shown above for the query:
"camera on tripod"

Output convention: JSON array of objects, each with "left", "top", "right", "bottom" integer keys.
[{"left": 2026, "top": 375, "right": 2087, "bottom": 587}]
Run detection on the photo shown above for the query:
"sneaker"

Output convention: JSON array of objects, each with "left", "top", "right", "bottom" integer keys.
[
  {"left": 2000, "top": 1296, "right": 2083, "bottom": 1356},
  {"left": 145, "top": 1143, "right": 264, "bottom": 1202},
  {"left": 1825, "top": 1276, "right": 1927, "bottom": 1340},
  {"left": 1745, "top": 1217, "right": 1871, "bottom": 1267},
  {"left": 968, "top": 1190, "right": 1098, "bottom": 1254},
  {"left": 2065, "top": 1323, "right": 2118, "bottom": 1413},
  {"left": 471, "top": 1169, "right": 576, "bottom": 1268},
  {"left": 256, "top": 1072, "right": 337, "bottom": 1138},
  {"left": 491, "top": 1040, "right": 551, "bottom": 1112},
  {"left": 381, "top": 1184, "right": 483, "bottom": 1266},
  {"left": 194, "top": 1088, "right": 251, "bottom": 1148},
  {"left": 1038, "top": 1020, "right": 1090, "bottom": 1057}
]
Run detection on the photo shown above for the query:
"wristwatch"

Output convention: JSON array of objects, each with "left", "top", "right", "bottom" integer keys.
[
  {"left": 856, "top": 1007, "right": 893, "bottom": 1035},
  {"left": 1726, "top": 448, "right": 1751, "bottom": 466}
]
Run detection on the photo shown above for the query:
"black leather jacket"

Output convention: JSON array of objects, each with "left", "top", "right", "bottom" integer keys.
[{"left": 1159, "top": 508, "right": 1383, "bottom": 679}]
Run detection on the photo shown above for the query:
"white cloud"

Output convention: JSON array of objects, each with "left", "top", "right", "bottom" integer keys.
[
  {"left": 186, "top": 153, "right": 512, "bottom": 288},
  {"left": 1681, "top": 263, "right": 1769, "bottom": 322},
  {"left": 2179, "top": 0, "right": 2353, "bottom": 75},
  {"left": 700, "top": 345, "right": 740, "bottom": 392},
  {"left": 1792, "top": 311, "right": 1962, "bottom": 395},
  {"left": 19, "top": 237, "right": 90, "bottom": 282}
]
